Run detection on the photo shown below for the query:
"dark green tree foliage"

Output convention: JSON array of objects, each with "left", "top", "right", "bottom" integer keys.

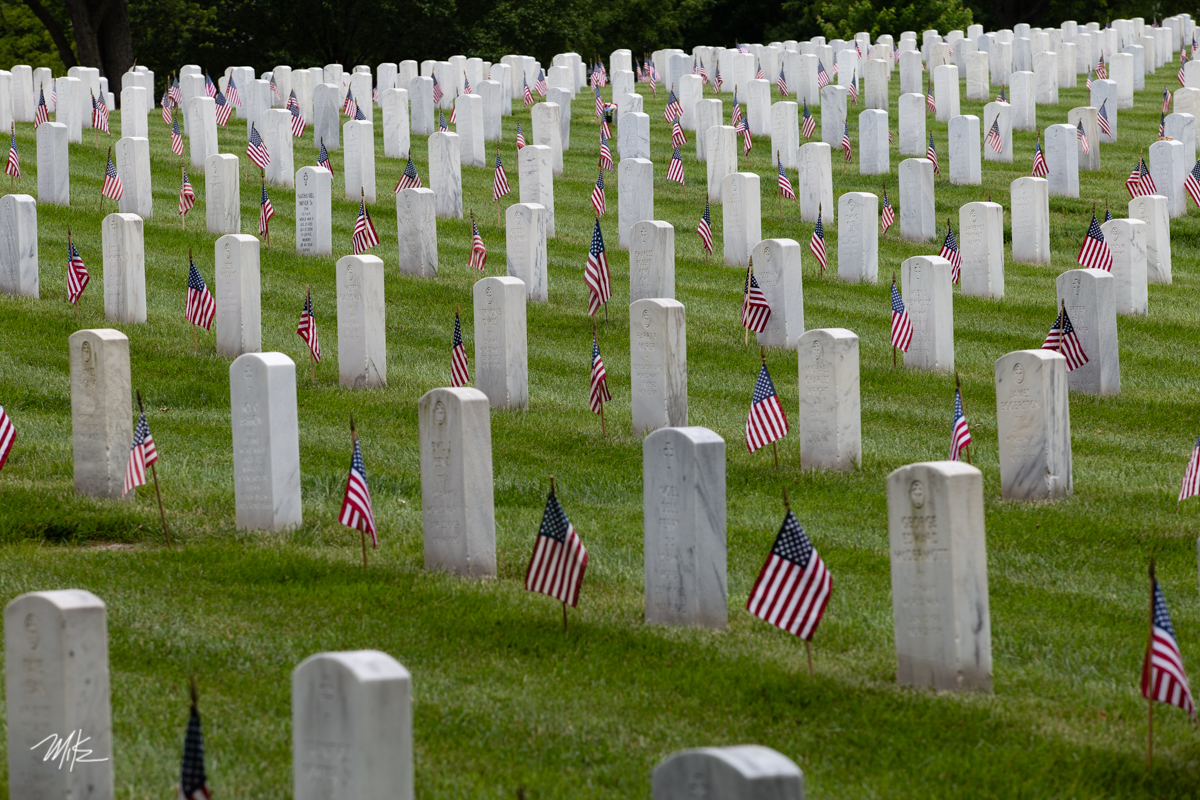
[{"left": 0, "top": 0, "right": 71, "bottom": 72}]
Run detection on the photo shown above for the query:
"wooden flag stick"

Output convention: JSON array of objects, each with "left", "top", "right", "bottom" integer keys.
[
  {"left": 138, "top": 390, "right": 172, "bottom": 547},
  {"left": 352, "top": 414, "right": 367, "bottom": 570},
  {"left": 1148, "top": 556, "right": 1156, "bottom": 769},
  {"left": 100, "top": 145, "right": 111, "bottom": 213},
  {"left": 594, "top": 323, "right": 606, "bottom": 439},
  {"left": 743, "top": 259, "right": 753, "bottom": 345},
  {"left": 957, "top": 371, "right": 971, "bottom": 465}
]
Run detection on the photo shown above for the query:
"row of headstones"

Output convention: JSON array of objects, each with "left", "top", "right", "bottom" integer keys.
[
  {"left": 3, "top": 590, "right": 808, "bottom": 799},
  {"left": 0, "top": 65, "right": 128, "bottom": 135}
]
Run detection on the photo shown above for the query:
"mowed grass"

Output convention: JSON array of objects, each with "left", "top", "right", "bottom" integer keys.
[{"left": 1, "top": 63, "right": 1200, "bottom": 798}]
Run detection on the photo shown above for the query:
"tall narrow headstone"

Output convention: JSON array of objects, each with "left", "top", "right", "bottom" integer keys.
[
  {"left": 188, "top": 96, "right": 219, "bottom": 169},
  {"left": 428, "top": 132, "right": 463, "bottom": 219},
  {"left": 1009, "top": 176, "right": 1050, "bottom": 263},
  {"left": 55, "top": 76, "right": 82, "bottom": 142},
  {"left": 1067, "top": 106, "right": 1100, "bottom": 171},
  {"left": 547, "top": 88, "right": 572, "bottom": 150},
  {"left": 115, "top": 136, "right": 152, "bottom": 218},
  {"left": 983, "top": 101, "right": 1012, "bottom": 163},
  {"left": 295, "top": 166, "right": 332, "bottom": 255},
  {"left": 473, "top": 276, "right": 528, "bottom": 410},
  {"left": 750, "top": 239, "right": 803, "bottom": 349},
  {"left": 887, "top": 461, "right": 991, "bottom": 691},
  {"left": 1043, "top": 123, "right": 1078, "bottom": 197},
  {"left": 630, "top": 299, "right": 688, "bottom": 434},
  {"left": 70, "top": 329, "right": 131, "bottom": 499},
  {"left": 1149, "top": 139, "right": 1188, "bottom": 217},
  {"left": 381, "top": 88, "right": 411, "bottom": 158},
  {"left": 479, "top": 80, "right": 502, "bottom": 141},
  {"left": 619, "top": 112, "right": 651, "bottom": 160},
  {"left": 619, "top": 158, "right": 654, "bottom": 250},
  {"left": 643, "top": 426, "right": 726, "bottom": 629},
  {"left": 798, "top": 328, "right": 861, "bottom": 470},
  {"left": 820, "top": 84, "right": 848, "bottom": 146},
  {"left": 292, "top": 651, "right": 413, "bottom": 800},
  {"left": 215, "top": 234, "right": 262, "bottom": 358},
  {"left": 120, "top": 85, "right": 148, "bottom": 139},
  {"left": 0, "top": 194, "right": 38, "bottom": 298},
  {"left": 652, "top": 747, "right": 803, "bottom": 800},
  {"left": 630, "top": 220, "right": 675, "bottom": 302},
  {"left": 797, "top": 142, "right": 834, "bottom": 224},
  {"left": 1129, "top": 195, "right": 1171, "bottom": 283},
  {"left": 336, "top": 255, "right": 387, "bottom": 388},
  {"left": 518, "top": 144, "right": 555, "bottom": 237},
  {"left": 771, "top": 102, "right": 799, "bottom": 168},
  {"left": 230, "top": 352, "right": 302, "bottom": 530},
  {"left": 695, "top": 99, "right": 722, "bottom": 161},
  {"left": 532, "top": 102, "right": 564, "bottom": 175},
  {"left": 898, "top": 93, "right": 926, "bottom": 156},
  {"left": 36, "top": 122, "right": 69, "bottom": 206},
  {"left": 859, "top": 108, "right": 889, "bottom": 175},
  {"left": 5, "top": 590, "right": 114, "bottom": 799},
  {"left": 966, "top": 51, "right": 991, "bottom": 99},
  {"left": 343, "top": 119, "right": 376, "bottom": 202},
  {"left": 261, "top": 108, "right": 294, "bottom": 187},
  {"left": 958, "top": 201, "right": 1004, "bottom": 298},
  {"left": 102, "top": 212, "right": 145, "bottom": 323},
  {"left": 395, "top": 187, "right": 438, "bottom": 277},
  {"left": 722, "top": 172, "right": 761, "bottom": 266},
  {"left": 409, "top": 76, "right": 434, "bottom": 136},
  {"left": 1010, "top": 71, "right": 1036, "bottom": 130},
  {"left": 901, "top": 255, "right": 954, "bottom": 371},
  {"left": 1033, "top": 50, "right": 1059, "bottom": 104},
  {"left": 995, "top": 349, "right": 1072, "bottom": 501},
  {"left": 933, "top": 64, "right": 960, "bottom": 121},
  {"left": 947, "top": 115, "right": 981, "bottom": 185},
  {"left": 1100, "top": 218, "right": 1148, "bottom": 315},
  {"left": 1056, "top": 268, "right": 1120, "bottom": 395},
  {"left": 706, "top": 125, "right": 737, "bottom": 200},
  {"left": 899, "top": 158, "right": 936, "bottom": 241},
  {"left": 206, "top": 154, "right": 240, "bottom": 235},
  {"left": 418, "top": 387, "right": 497, "bottom": 578},
  {"left": 313, "top": 83, "right": 341, "bottom": 149},
  {"left": 506, "top": 203, "right": 547, "bottom": 301},
  {"left": 454, "top": 93, "right": 485, "bottom": 167},
  {"left": 837, "top": 192, "right": 877, "bottom": 283}
]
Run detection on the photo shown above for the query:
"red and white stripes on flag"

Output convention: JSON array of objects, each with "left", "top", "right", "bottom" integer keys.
[
  {"left": 940, "top": 222, "right": 961, "bottom": 284},
  {"left": 1142, "top": 578, "right": 1196, "bottom": 722},
  {"left": 179, "top": 170, "right": 196, "bottom": 216},
  {"left": 259, "top": 183, "right": 274, "bottom": 237},
  {"left": 297, "top": 288, "right": 322, "bottom": 363},
  {"left": 891, "top": 282, "right": 913, "bottom": 352},
  {"left": 926, "top": 133, "right": 939, "bottom": 174},
  {"left": 1077, "top": 212, "right": 1113, "bottom": 271},
  {"left": 741, "top": 270, "right": 771, "bottom": 334},
  {"left": 1076, "top": 120, "right": 1090, "bottom": 154},
  {"left": 745, "top": 364, "right": 787, "bottom": 453},
  {"left": 214, "top": 92, "right": 232, "bottom": 126},
  {"left": 5, "top": 132, "right": 21, "bottom": 182},
  {"left": 247, "top": 124, "right": 270, "bottom": 170},
  {"left": 949, "top": 388, "right": 971, "bottom": 461},
  {"left": 67, "top": 237, "right": 89, "bottom": 305},
  {"left": 493, "top": 152, "right": 510, "bottom": 200},
  {"left": 777, "top": 155, "right": 795, "bottom": 200},
  {"left": 451, "top": 310, "right": 470, "bottom": 387},
  {"left": 585, "top": 218, "right": 611, "bottom": 316},
  {"left": 881, "top": 189, "right": 895, "bottom": 234},
  {"left": 809, "top": 210, "right": 827, "bottom": 272},
  {"left": 1185, "top": 159, "right": 1200, "bottom": 207},
  {"left": 524, "top": 489, "right": 589, "bottom": 608},
  {"left": 697, "top": 201, "right": 713, "bottom": 254},
  {"left": 35, "top": 89, "right": 48, "bottom": 128},
  {"left": 591, "top": 170, "right": 606, "bottom": 216},
  {"left": 123, "top": 412, "right": 158, "bottom": 496},
  {"left": 0, "top": 405, "right": 14, "bottom": 472},
  {"left": 101, "top": 153, "right": 123, "bottom": 200},
  {"left": 352, "top": 199, "right": 379, "bottom": 254},
  {"left": 1032, "top": 136, "right": 1048, "bottom": 177},
  {"left": 171, "top": 113, "right": 184, "bottom": 156},
  {"left": 986, "top": 117, "right": 1003, "bottom": 153},
  {"left": 667, "top": 146, "right": 685, "bottom": 184},
  {"left": 1179, "top": 432, "right": 1200, "bottom": 506},
  {"left": 185, "top": 259, "right": 215, "bottom": 330},
  {"left": 746, "top": 510, "right": 831, "bottom": 641},
  {"left": 468, "top": 216, "right": 487, "bottom": 271},
  {"left": 1041, "top": 305, "right": 1089, "bottom": 372},
  {"left": 590, "top": 332, "right": 611, "bottom": 414},
  {"left": 339, "top": 437, "right": 378, "bottom": 547}
]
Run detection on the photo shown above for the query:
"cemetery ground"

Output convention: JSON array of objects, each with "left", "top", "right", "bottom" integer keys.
[{"left": 2, "top": 77, "right": 1200, "bottom": 798}]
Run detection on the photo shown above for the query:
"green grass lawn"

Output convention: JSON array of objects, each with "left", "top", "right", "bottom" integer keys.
[{"left": 2, "top": 63, "right": 1200, "bottom": 798}]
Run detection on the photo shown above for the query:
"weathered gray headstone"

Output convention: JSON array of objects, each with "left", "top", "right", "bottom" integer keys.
[
  {"left": 901, "top": 255, "right": 954, "bottom": 371},
  {"left": 102, "top": 212, "right": 145, "bottom": 323},
  {"left": 418, "top": 387, "right": 497, "bottom": 578},
  {"left": 995, "top": 349, "right": 1072, "bottom": 501},
  {"left": 5, "top": 590, "right": 114, "bottom": 800},
  {"left": 837, "top": 192, "right": 877, "bottom": 283},
  {"left": 899, "top": 158, "right": 936, "bottom": 241},
  {"left": 0, "top": 194, "right": 38, "bottom": 298},
  {"left": 1056, "top": 268, "right": 1120, "bottom": 395},
  {"left": 506, "top": 203, "right": 547, "bottom": 301},
  {"left": 751, "top": 238, "right": 803, "bottom": 349},
  {"left": 215, "top": 234, "right": 261, "bottom": 358},
  {"left": 518, "top": 144, "right": 555, "bottom": 237},
  {"left": 630, "top": 220, "right": 675, "bottom": 303},
  {"left": 619, "top": 157, "right": 654, "bottom": 250},
  {"left": 887, "top": 460, "right": 991, "bottom": 692},
  {"left": 958, "top": 201, "right": 1004, "bottom": 298},
  {"left": 336, "top": 255, "right": 387, "bottom": 388},
  {"left": 1129, "top": 195, "right": 1171, "bottom": 283},
  {"left": 115, "top": 136, "right": 152, "bottom": 218},
  {"left": 70, "top": 329, "right": 131, "bottom": 499},
  {"left": 722, "top": 172, "right": 761, "bottom": 266},
  {"left": 643, "top": 426, "right": 725, "bottom": 628},
  {"left": 395, "top": 187, "right": 438, "bottom": 277},
  {"left": 313, "top": 83, "right": 341, "bottom": 149},
  {"left": 652, "top": 746, "right": 802, "bottom": 800},
  {"left": 230, "top": 352, "right": 302, "bottom": 530},
  {"left": 630, "top": 299, "right": 688, "bottom": 434},
  {"left": 473, "top": 276, "right": 528, "bottom": 410},
  {"left": 428, "top": 131, "right": 463, "bottom": 219},
  {"left": 206, "top": 154, "right": 240, "bottom": 235},
  {"left": 798, "top": 328, "right": 860, "bottom": 471}
]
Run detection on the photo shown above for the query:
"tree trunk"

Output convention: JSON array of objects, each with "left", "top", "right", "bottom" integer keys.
[
  {"left": 18, "top": 0, "right": 78, "bottom": 69},
  {"left": 62, "top": 0, "right": 133, "bottom": 80}
]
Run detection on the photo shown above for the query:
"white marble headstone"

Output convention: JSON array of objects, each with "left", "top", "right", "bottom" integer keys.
[
  {"left": 898, "top": 158, "right": 936, "bottom": 241},
  {"left": 722, "top": 172, "right": 761, "bottom": 266},
  {"left": 230, "top": 352, "right": 302, "bottom": 530},
  {"left": 1100, "top": 218, "right": 1148, "bottom": 315},
  {"left": 1129, "top": 195, "right": 1171, "bottom": 283},
  {"left": 206, "top": 154, "right": 241, "bottom": 236},
  {"left": 751, "top": 238, "right": 803, "bottom": 349},
  {"left": 36, "top": 122, "right": 69, "bottom": 206},
  {"left": 630, "top": 299, "right": 688, "bottom": 434},
  {"left": 798, "top": 328, "right": 861, "bottom": 470},
  {"left": 901, "top": 255, "right": 954, "bottom": 371},
  {"left": 630, "top": 220, "right": 675, "bottom": 303},
  {"left": 115, "top": 136, "right": 152, "bottom": 218},
  {"left": 958, "top": 201, "right": 1003, "bottom": 298},
  {"left": 995, "top": 349, "right": 1072, "bottom": 501},
  {"left": 102, "top": 212, "right": 145, "bottom": 323},
  {"left": 0, "top": 194, "right": 38, "bottom": 298},
  {"left": 428, "top": 132, "right": 463, "bottom": 219},
  {"left": 518, "top": 144, "right": 555, "bottom": 237},
  {"left": 70, "top": 329, "right": 131, "bottom": 499},
  {"left": 837, "top": 191, "right": 877, "bottom": 283},
  {"left": 506, "top": 203, "right": 547, "bottom": 301},
  {"left": 619, "top": 158, "right": 654, "bottom": 250},
  {"left": 652, "top": 746, "right": 802, "bottom": 799},
  {"left": 1056, "top": 268, "right": 1120, "bottom": 395},
  {"left": 294, "top": 166, "right": 331, "bottom": 255},
  {"left": 336, "top": 255, "right": 387, "bottom": 388},
  {"left": 214, "top": 234, "right": 262, "bottom": 358},
  {"left": 706, "top": 125, "right": 737, "bottom": 200},
  {"left": 473, "top": 276, "right": 528, "bottom": 410}
]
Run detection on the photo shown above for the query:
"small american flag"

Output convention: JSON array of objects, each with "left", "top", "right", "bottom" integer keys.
[
  {"left": 600, "top": 131, "right": 613, "bottom": 171},
  {"left": 746, "top": 510, "right": 831, "bottom": 641},
  {"left": 171, "top": 112, "right": 184, "bottom": 156},
  {"left": 524, "top": 488, "right": 589, "bottom": 607},
  {"left": 849, "top": 73, "right": 858, "bottom": 104},
  {"left": 777, "top": 155, "right": 795, "bottom": 199},
  {"left": 0, "top": 405, "right": 13, "bottom": 472},
  {"left": 339, "top": 437, "right": 377, "bottom": 546},
  {"left": 881, "top": 188, "right": 894, "bottom": 234},
  {"left": 162, "top": 92, "right": 174, "bottom": 125},
  {"left": 206, "top": 74, "right": 219, "bottom": 98},
  {"left": 1187, "top": 159, "right": 1200, "bottom": 207},
  {"left": 169, "top": 78, "right": 182, "bottom": 104},
  {"left": 438, "top": 110, "right": 448, "bottom": 132},
  {"left": 247, "top": 124, "right": 270, "bottom": 170},
  {"left": 591, "top": 169, "right": 606, "bottom": 216},
  {"left": 318, "top": 139, "right": 335, "bottom": 176},
  {"left": 35, "top": 89, "right": 48, "bottom": 128},
  {"left": 841, "top": 122, "right": 852, "bottom": 163},
  {"left": 891, "top": 281, "right": 913, "bottom": 351},
  {"left": 101, "top": 152, "right": 123, "bottom": 200},
  {"left": 926, "top": 82, "right": 936, "bottom": 113},
  {"left": 1159, "top": 113, "right": 1166, "bottom": 138},
  {"left": 739, "top": 116, "right": 753, "bottom": 156},
  {"left": 1076, "top": 120, "right": 1090, "bottom": 155},
  {"left": 1104, "top": 205, "right": 1113, "bottom": 223},
  {"left": 698, "top": 58, "right": 708, "bottom": 85},
  {"left": 665, "top": 90, "right": 682, "bottom": 122},
  {"left": 731, "top": 90, "right": 742, "bottom": 128},
  {"left": 395, "top": 157, "right": 421, "bottom": 191},
  {"left": 178, "top": 689, "right": 210, "bottom": 800},
  {"left": 433, "top": 74, "right": 443, "bottom": 103},
  {"left": 817, "top": 60, "right": 829, "bottom": 88},
  {"left": 756, "top": 63, "right": 764, "bottom": 80},
  {"left": 940, "top": 222, "right": 961, "bottom": 284},
  {"left": 584, "top": 218, "right": 611, "bottom": 317},
  {"left": 831, "top": 60, "right": 839, "bottom": 76},
  {"left": 1041, "top": 305, "right": 1088, "bottom": 371},
  {"left": 594, "top": 85, "right": 604, "bottom": 119},
  {"left": 926, "top": 133, "right": 938, "bottom": 174},
  {"left": 986, "top": 117, "right": 1003, "bottom": 153},
  {"left": 259, "top": 182, "right": 274, "bottom": 237},
  {"left": 1142, "top": 577, "right": 1196, "bottom": 722},
  {"left": 179, "top": 169, "right": 196, "bottom": 217},
  {"left": 227, "top": 77, "right": 241, "bottom": 106},
  {"left": 590, "top": 332, "right": 611, "bottom": 413},
  {"left": 1098, "top": 100, "right": 1111, "bottom": 137},
  {"left": 493, "top": 152, "right": 510, "bottom": 200},
  {"left": 601, "top": 110, "right": 611, "bottom": 141},
  {"left": 713, "top": 65, "right": 722, "bottom": 92},
  {"left": 671, "top": 119, "right": 687, "bottom": 148},
  {"left": 741, "top": 269, "right": 771, "bottom": 333},
  {"left": 343, "top": 87, "right": 357, "bottom": 117},
  {"left": 647, "top": 63, "right": 656, "bottom": 97},
  {"left": 1095, "top": 58, "right": 1106, "bottom": 79},
  {"left": 997, "top": 87, "right": 1007, "bottom": 103},
  {"left": 535, "top": 69, "right": 547, "bottom": 96},
  {"left": 463, "top": 76, "right": 472, "bottom": 95},
  {"left": 469, "top": 214, "right": 487, "bottom": 271},
  {"left": 516, "top": 121, "right": 526, "bottom": 148},
  {"left": 214, "top": 91, "right": 231, "bottom": 126},
  {"left": 67, "top": 236, "right": 89, "bottom": 305},
  {"left": 451, "top": 310, "right": 470, "bottom": 386},
  {"left": 186, "top": 257, "right": 215, "bottom": 330},
  {"left": 123, "top": 411, "right": 158, "bottom": 496},
  {"left": 289, "top": 95, "right": 305, "bottom": 136},
  {"left": 296, "top": 287, "right": 322, "bottom": 362},
  {"left": 1086, "top": 68, "right": 1093, "bottom": 90},
  {"left": 1134, "top": 157, "right": 1156, "bottom": 196},
  {"left": 523, "top": 80, "right": 533, "bottom": 107},
  {"left": 1032, "top": 135, "right": 1048, "bottom": 176},
  {"left": 1179, "top": 432, "right": 1200, "bottom": 506},
  {"left": 354, "top": 102, "right": 367, "bottom": 122},
  {"left": 802, "top": 102, "right": 815, "bottom": 138},
  {"left": 352, "top": 198, "right": 379, "bottom": 254},
  {"left": 810, "top": 209, "right": 827, "bottom": 271},
  {"left": 777, "top": 65, "right": 789, "bottom": 96},
  {"left": 1163, "top": 86, "right": 1172, "bottom": 114},
  {"left": 697, "top": 200, "right": 713, "bottom": 254},
  {"left": 949, "top": 387, "right": 971, "bottom": 461},
  {"left": 667, "top": 145, "right": 685, "bottom": 184},
  {"left": 4, "top": 128, "right": 18, "bottom": 179},
  {"left": 1077, "top": 212, "right": 1113, "bottom": 271},
  {"left": 1180, "top": 52, "right": 1189, "bottom": 86}
]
